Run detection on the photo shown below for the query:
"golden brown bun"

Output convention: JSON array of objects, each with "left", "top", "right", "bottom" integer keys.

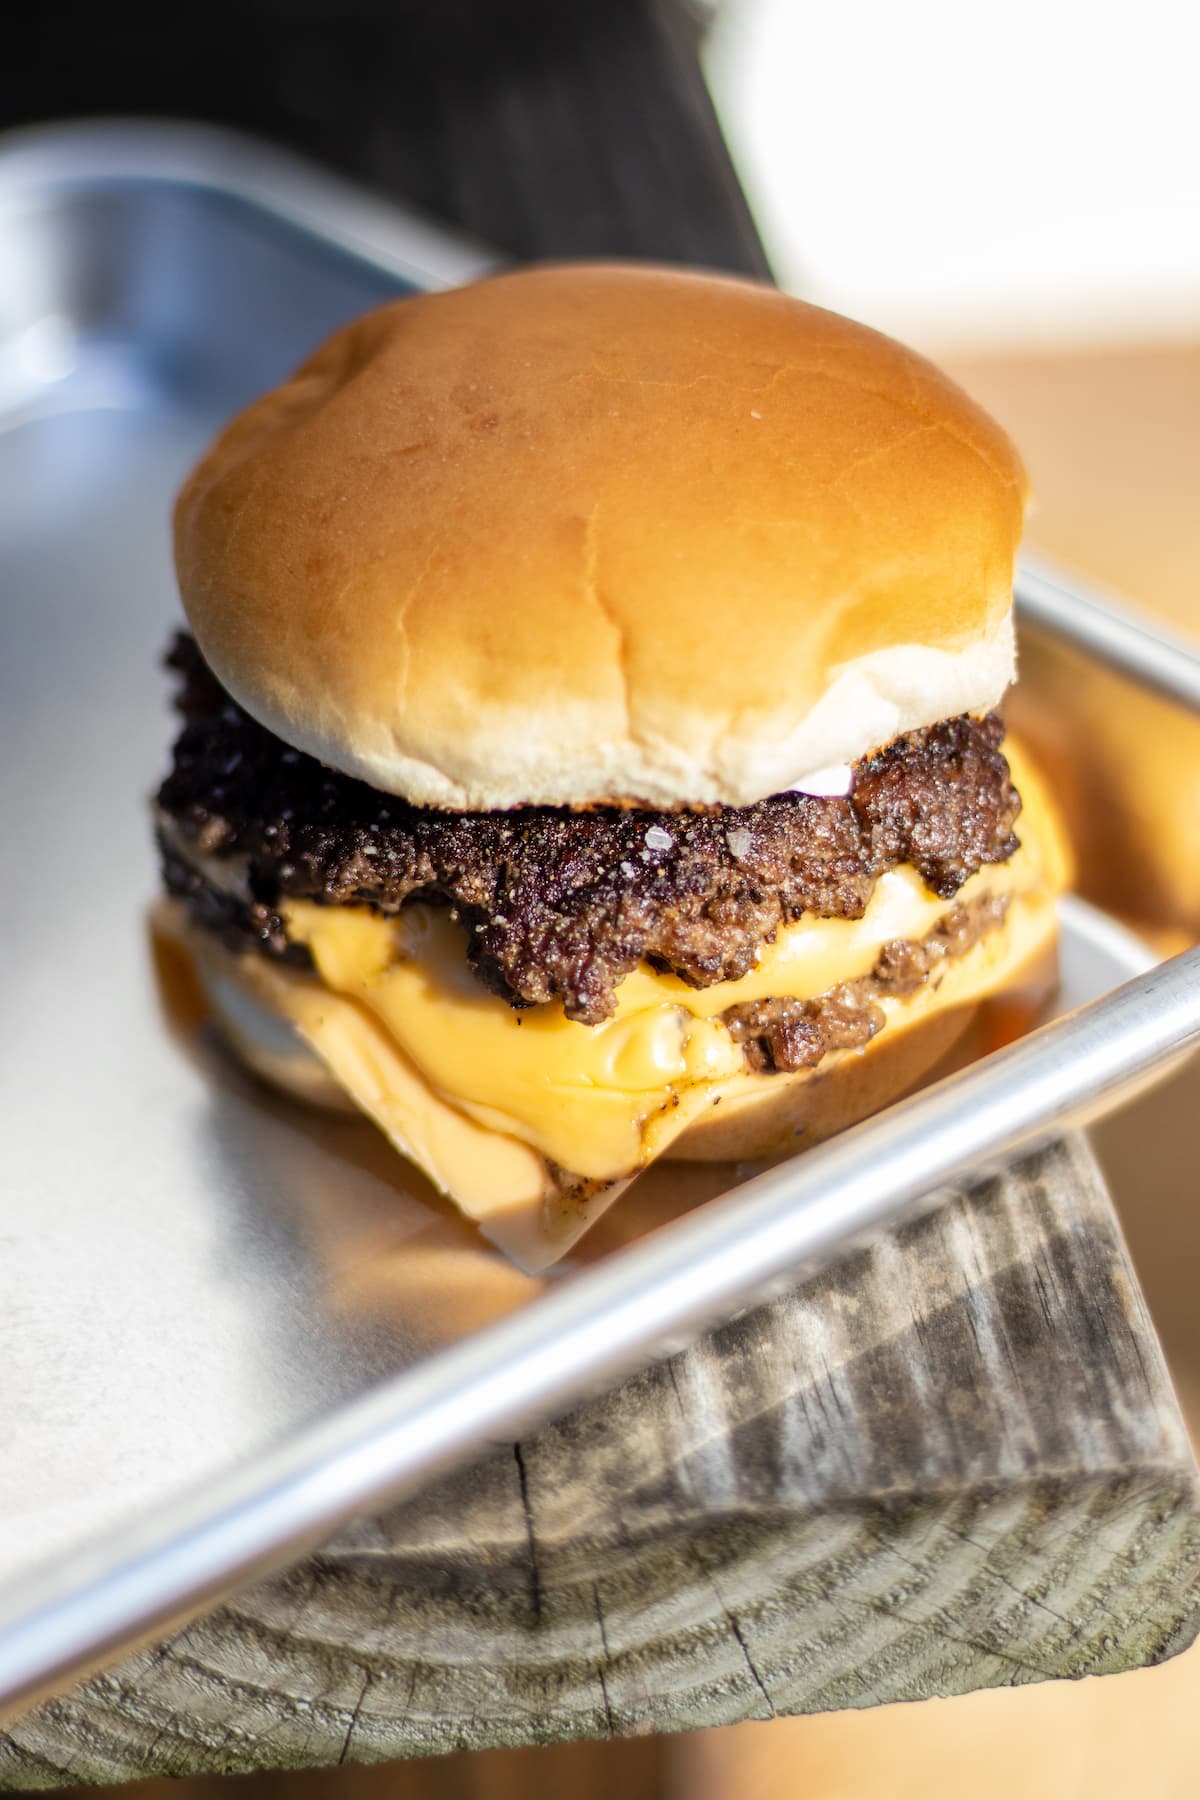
[{"left": 175, "top": 265, "right": 1027, "bottom": 810}]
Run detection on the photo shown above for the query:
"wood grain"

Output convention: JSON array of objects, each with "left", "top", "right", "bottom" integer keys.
[{"left": 5, "top": 1138, "right": 1197, "bottom": 1787}]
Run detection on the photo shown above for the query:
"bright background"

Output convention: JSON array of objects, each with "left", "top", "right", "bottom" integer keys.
[{"left": 705, "top": 0, "right": 1200, "bottom": 356}]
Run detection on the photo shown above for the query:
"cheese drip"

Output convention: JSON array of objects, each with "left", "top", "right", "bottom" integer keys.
[{"left": 283, "top": 743, "right": 1062, "bottom": 1185}]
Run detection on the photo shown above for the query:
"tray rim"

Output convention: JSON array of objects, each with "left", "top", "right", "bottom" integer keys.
[
  {"left": 0, "top": 116, "right": 495, "bottom": 293},
  {"left": 1, "top": 119, "right": 1199, "bottom": 1717}
]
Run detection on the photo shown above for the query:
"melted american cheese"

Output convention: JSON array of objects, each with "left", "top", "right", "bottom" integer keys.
[{"left": 281, "top": 743, "right": 1063, "bottom": 1187}]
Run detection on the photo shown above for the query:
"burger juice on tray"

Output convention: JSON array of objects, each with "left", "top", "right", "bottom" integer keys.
[{"left": 154, "top": 266, "right": 1069, "bottom": 1268}]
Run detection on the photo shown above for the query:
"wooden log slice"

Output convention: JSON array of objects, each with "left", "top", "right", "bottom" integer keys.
[{"left": 5, "top": 1138, "right": 1196, "bottom": 1786}]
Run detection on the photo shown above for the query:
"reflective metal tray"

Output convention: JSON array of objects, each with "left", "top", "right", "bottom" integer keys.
[{"left": 2, "top": 122, "right": 1199, "bottom": 1713}]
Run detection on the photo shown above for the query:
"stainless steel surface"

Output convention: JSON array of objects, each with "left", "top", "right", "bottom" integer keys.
[
  {"left": 1, "top": 122, "right": 1198, "bottom": 1711},
  {"left": 1016, "top": 558, "right": 1200, "bottom": 713}
]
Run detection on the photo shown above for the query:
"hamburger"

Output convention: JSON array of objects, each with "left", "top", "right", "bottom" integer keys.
[{"left": 154, "top": 265, "right": 1070, "bottom": 1270}]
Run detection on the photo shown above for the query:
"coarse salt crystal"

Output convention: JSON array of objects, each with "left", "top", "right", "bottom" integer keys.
[
  {"left": 620, "top": 860, "right": 638, "bottom": 880},
  {"left": 725, "top": 827, "right": 753, "bottom": 861},
  {"left": 644, "top": 825, "right": 674, "bottom": 851}
]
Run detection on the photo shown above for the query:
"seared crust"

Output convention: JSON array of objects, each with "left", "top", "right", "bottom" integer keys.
[{"left": 158, "top": 636, "right": 1021, "bottom": 1026}]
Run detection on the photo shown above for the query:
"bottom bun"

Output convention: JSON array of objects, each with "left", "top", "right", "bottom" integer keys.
[
  {"left": 669, "top": 1000, "right": 976, "bottom": 1161},
  {"left": 650, "top": 893, "right": 1059, "bottom": 1165},
  {"left": 197, "top": 955, "right": 359, "bottom": 1113}
]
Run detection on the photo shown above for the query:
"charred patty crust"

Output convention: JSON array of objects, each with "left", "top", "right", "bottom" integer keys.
[{"left": 157, "top": 634, "right": 1021, "bottom": 1025}]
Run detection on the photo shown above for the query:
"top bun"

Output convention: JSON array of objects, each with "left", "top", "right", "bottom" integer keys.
[{"left": 174, "top": 265, "right": 1027, "bottom": 810}]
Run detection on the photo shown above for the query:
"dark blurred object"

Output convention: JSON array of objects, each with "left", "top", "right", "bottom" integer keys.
[
  {"left": 3, "top": 0, "right": 771, "bottom": 274},
  {"left": 49, "top": 1737, "right": 669, "bottom": 1800}
]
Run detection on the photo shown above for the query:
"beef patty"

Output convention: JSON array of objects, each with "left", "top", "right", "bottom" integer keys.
[
  {"left": 724, "top": 893, "right": 1010, "bottom": 1073},
  {"left": 157, "top": 634, "right": 1022, "bottom": 1025}
]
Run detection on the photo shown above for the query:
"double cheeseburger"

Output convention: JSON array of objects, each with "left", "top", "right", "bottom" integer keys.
[{"left": 155, "top": 265, "right": 1069, "bottom": 1269}]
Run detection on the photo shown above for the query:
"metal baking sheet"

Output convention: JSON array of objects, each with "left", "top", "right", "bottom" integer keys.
[{"left": 2, "top": 122, "right": 1199, "bottom": 1711}]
